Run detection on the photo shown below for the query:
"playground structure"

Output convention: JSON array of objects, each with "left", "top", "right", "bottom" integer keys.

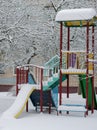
[
  {"left": 16, "top": 56, "right": 65, "bottom": 113},
  {"left": 55, "top": 8, "right": 97, "bottom": 115},
  {"left": 3, "top": 8, "right": 97, "bottom": 118}
]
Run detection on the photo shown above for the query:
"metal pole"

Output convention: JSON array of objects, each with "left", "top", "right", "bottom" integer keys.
[
  {"left": 67, "top": 27, "right": 70, "bottom": 98},
  {"left": 26, "top": 67, "right": 29, "bottom": 112},
  {"left": 16, "top": 68, "right": 19, "bottom": 96},
  {"left": 22, "top": 67, "right": 24, "bottom": 83},
  {"left": 19, "top": 67, "right": 22, "bottom": 84},
  {"left": 40, "top": 68, "right": 43, "bottom": 112},
  {"left": 91, "top": 25, "right": 95, "bottom": 113},
  {"left": 86, "top": 22, "right": 89, "bottom": 115},
  {"left": 59, "top": 22, "right": 63, "bottom": 105}
]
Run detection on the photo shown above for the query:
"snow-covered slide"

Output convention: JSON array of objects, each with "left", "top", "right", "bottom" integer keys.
[{"left": 2, "top": 84, "right": 36, "bottom": 119}]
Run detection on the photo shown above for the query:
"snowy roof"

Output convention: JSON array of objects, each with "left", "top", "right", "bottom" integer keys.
[{"left": 55, "top": 8, "right": 96, "bottom": 22}]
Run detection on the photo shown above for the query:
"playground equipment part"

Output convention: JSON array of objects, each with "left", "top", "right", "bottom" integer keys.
[
  {"left": 5, "top": 8, "right": 97, "bottom": 118},
  {"left": 15, "top": 56, "right": 87, "bottom": 117},
  {"left": 15, "top": 55, "right": 67, "bottom": 116},
  {"left": 4, "top": 52, "right": 96, "bottom": 118},
  {"left": 79, "top": 74, "right": 97, "bottom": 109},
  {"left": 29, "top": 71, "right": 57, "bottom": 113},
  {"left": 2, "top": 84, "right": 36, "bottom": 118},
  {"left": 55, "top": 8, "right": 97, "bottom": 115},
  {"left": 29, "top": 72, "right": 66, "bottom": 113}
]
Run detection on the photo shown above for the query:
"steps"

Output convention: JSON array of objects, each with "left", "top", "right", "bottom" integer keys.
[{"left": 57, "top": 104, "right": 87, "bottom": 116}]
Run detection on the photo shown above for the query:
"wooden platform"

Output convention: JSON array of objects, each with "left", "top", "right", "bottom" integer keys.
[{"left": 61, "top": 69, "right": 86, "bottom": 74}]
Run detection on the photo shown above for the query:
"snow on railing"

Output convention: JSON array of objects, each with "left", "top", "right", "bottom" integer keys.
[
  {"left": 16, "top": 64, "right": 44, "bottom": 95},
  {"left": 16, "top": 63, "right": 60, "bottom": 95}
]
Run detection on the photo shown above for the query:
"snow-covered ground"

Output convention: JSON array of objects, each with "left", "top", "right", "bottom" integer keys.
[{"left": 0, "top": 92, "right": 97, "bottom": 130}]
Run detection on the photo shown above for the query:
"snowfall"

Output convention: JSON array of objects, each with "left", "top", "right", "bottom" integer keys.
[{"left": 0, "top": 90, "right": 97, "bottom": 130}]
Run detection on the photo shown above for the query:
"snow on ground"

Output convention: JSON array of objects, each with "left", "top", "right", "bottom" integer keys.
[
  {"left": 0, "top": 92, "right": 15, "bottom": 113},
  {"left": 0, "top": 92, "right": 97, "bottom": 130}
]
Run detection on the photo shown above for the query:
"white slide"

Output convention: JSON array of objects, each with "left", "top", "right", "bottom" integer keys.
[{"left": 2, "top": 84, "right": 36, "bottom": 119}]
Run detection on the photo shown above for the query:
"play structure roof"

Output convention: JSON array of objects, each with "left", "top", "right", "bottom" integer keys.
[{"left": 55, "top": 8, "right": 97, "bottom": 27}]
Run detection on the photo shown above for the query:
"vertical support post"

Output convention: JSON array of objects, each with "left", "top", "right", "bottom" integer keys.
[
  {"left": 16, "top": 67, "right": 19, "bottom": 96},
  {"left": 67, "top": 27, "right": 70, "bottom": 98},
  {"left": 91, "top": 25, "right": 94, "bottom": 113},
  {"left": 22, "top": 67, "right": 24, "bottom": 83},
  {"left": 49, "top": 90, "right": 51, "bottom": 114},
  {"left": 26, "top": 67, "right": 29, "bottom": 112},
  {"left": 59, "top": 22, "right": 63, "bottom": 105},
  {"left": 26, "top": 100, "right": 28, "bottom": 112},
  {"left": 67, "top": 27, "right": 70, "bottom": 52},
  {"left": 86, "top": 22, "right": 89, "bottom": 115},
  {"left": 19, "top": 67, "right": 22, "bottom": 84},
  {"left": 35, "top": 67, "right": 38, "bottom": 84},
  {"left": 40, "top": 68, "right": 43, "bottom": 112},
  {"left": 26, "top": 67, "right": 28, "bottom": 83}
]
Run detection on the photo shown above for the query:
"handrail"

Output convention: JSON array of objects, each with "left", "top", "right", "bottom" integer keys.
[{"left": 16, "top": 64, "right": 44, "bottom": 69}]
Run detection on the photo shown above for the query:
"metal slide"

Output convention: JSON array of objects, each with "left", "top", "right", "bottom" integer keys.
[{"left": 2, "top": 84, "right": 35, "bottom": 118}]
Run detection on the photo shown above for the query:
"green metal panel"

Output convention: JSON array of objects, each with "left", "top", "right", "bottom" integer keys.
[{"left": 79, "top": 74, "right": 97, "bottom": 109}]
